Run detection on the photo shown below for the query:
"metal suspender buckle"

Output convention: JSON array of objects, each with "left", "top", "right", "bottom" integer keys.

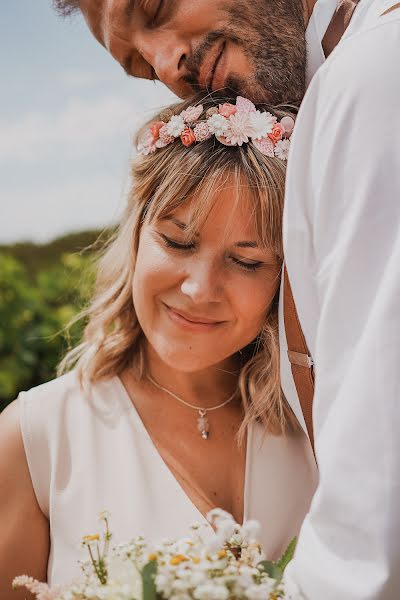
[{"left": 287, "top": 350, "right": 314, "bottom": 369}]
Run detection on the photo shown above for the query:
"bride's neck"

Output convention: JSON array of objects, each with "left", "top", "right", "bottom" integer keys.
[{"left": 144, "top": 346, "right": 240, "bottom": 408}]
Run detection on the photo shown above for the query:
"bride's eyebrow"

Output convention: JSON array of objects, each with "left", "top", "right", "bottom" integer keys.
[{"left": 160, "top": 216, "right": 201, "bottom": 236}]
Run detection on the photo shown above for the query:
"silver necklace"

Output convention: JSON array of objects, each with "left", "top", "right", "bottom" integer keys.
[{"left": 146, "top": 374, "right": 237, "bottom": 440}]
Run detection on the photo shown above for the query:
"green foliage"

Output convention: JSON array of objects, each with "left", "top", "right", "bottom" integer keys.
[
  {"left": 276, "top": 536, "right": 297, "bottom": 573},
  {"left": 0, "top": 233, "right": 100, "bottom": 411},
  {"left": 0, "top": 228, "right": 112, "bottom": 280},
  {"left": 257, "top": 537, "right": 297, "bottom": 584},
  {"left": 141, "top": 560, "right": 160, "bottom": 600}
]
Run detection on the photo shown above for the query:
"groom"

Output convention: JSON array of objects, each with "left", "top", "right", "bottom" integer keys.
[{"left": 55, "top": 1, "right": 400, "bottom": 598}]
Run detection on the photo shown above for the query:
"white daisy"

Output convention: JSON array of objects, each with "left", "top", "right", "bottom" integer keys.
[
  {"left": 274, "top": 138, "right": 291, "bottom": 160},
  {"left": 166, "top": 115, "right": 185, "bottom": 137},
  {"left": 207, "top": 113, "right": 229, "bottom": 137},
  {"left": 224, "top": 112, "right": 254, "bottom": 146},
  {"left": 249, "top": 110, "right": 277, "bottom": 140}
]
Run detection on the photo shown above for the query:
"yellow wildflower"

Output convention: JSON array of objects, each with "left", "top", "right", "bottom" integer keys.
[
  {"left": 148, "top": 553, "right": 157, "bottom": 562},
  {"left": 170, "top": 554, "right": 189, "bottom": 566},
  {"left": 82, "top": 534, "right": 100, "bottom": 542}
]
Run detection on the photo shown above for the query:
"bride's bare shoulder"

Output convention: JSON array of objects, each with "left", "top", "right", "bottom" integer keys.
[
  {"left": 0, "top": 400, "right": 50, "bottom": 600},
  {"left": 0, "top": 399, "right": 30, "bottom": 484}
]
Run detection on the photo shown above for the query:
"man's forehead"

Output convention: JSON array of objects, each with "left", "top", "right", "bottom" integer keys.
[
  {"left": 82, "top": 0, "right": 131, "bottom": 48},
  {"left": 83, "top": 0, "right": 153, "bottom": 46}
]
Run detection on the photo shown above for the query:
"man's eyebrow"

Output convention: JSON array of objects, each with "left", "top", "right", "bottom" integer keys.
[
  {"left": 122, "top": 52, "right": 133, "bottom": 75},
  {"left": 124, "top": 0, "right": 136, "bottom": 21},
  {"left": 124, "top": 0, "right": 151, "bottom": 22}
]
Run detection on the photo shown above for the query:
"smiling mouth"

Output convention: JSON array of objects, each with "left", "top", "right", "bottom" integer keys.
[
  {"left": 198, "top": 40, "right": 226, "bottom": 90},
  {"left": 163, "top": 303, "right": 226, "bottom": 331},
  {"left": 210, "top": 42, "right": 226, "bottom": 91}
]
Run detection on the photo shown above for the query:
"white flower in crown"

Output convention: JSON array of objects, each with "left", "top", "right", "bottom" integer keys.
[
  {"left": 165, "top": 115, "right": 185, "bottom": 137},
  {"left": 274, "top": 138, "right": 291, "bottom": 160},
  {"left": 207, "top": 113, "right": 229, "bottom": 137},
  {"left": 224, "top": 112, "right": 254, "bottom": 146},
  {"left": 249, "top": 110, "right": 277, "bottom": 140}
]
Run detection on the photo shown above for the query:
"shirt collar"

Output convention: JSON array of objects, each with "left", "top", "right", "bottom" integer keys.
[{"left": 305, "top": 0, "right": 338, "bottom": 85}]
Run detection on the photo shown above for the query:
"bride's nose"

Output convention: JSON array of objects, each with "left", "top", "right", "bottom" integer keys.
[{"left": 181, "top": 261, "right": 222, "bottom": 304}]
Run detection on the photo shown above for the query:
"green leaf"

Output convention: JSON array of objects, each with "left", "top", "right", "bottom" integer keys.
[
  {"left": 276, "top": 537, "right": 297, "bottom": 573},
  {"left": 142, "top": 560, "right": 159, "bottom": 600},
  {"left": 257, "top": 560, "right": 283, "bottom": 581}
]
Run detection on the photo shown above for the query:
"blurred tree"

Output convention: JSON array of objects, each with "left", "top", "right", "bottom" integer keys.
[{"left": 0, "top": 250, "right": 96, "bottom": 411}]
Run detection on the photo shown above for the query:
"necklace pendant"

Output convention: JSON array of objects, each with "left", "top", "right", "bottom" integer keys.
[{"left": 197, "top": 409, "right": 210, "bottom": 440}]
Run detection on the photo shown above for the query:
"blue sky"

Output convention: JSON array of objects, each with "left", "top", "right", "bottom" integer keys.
[{"left": 0, "top": 1, "right": 177, "bottom": 243}]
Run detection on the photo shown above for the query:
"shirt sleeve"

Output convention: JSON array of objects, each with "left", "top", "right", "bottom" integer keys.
[{"left": 284, "top": 22, "right": 400, "bottom": 599}]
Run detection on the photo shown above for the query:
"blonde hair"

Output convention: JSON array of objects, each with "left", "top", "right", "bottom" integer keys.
[{"left": 59, "top": 93, "right": 300, "bottom": 438}]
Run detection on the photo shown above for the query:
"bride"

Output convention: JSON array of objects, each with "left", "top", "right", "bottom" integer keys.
[{"left": 0, "top": 94, "right": 317, "bottom": 596}]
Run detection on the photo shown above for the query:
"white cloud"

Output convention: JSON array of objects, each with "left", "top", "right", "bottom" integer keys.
[
  {"left": 0, "top": 95, "right": 142, "bottom": 163},
  {"left": 1, "top": 171, "right": 127, "bottom": 244},
  {"left": 0, "top": 77, "right": 178, "bottom": 243}
]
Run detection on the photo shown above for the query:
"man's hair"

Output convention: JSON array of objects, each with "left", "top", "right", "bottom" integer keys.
[{"left": 53, "top": 0, "right": 81, "bottom": 16}]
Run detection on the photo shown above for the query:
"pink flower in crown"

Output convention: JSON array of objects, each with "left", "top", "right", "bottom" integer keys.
[
  {"left": 268, "top": 123, "right": 285, "bottom": 144},
  {"left": 280, "top": 116, "right": 295, "bottom": 138},
  {"left": 194, "top": 122, "right": 212, "bottom": 142},
  {"left": 137, "top": 130, "right": 158, "bottom": 155},
  {"left": 149, "top": 121, "right": 165, "bottom": 141},
  {"left": 219, "top": 103, "right": 237, "bottom": 118},
  {"left": 235, "top": 96, "right": 257, "bottom": 115},
  {"left": 180, "top": 127, "right": 196, "bottom": 147},
  {"left": 224, "top": 112, "right": 254, "bottom": 146},
  {"left": 156, "top": 124, "right": 175, "bottom": 148},
  {"left": 252, "top": 136, "right": 275, "bottom": 157},
  {"left": 274, "top": 139, "right": 291, "bottom": 160},
  {"left": 181, "top": 104, "right": 203, "bottom": 125}
]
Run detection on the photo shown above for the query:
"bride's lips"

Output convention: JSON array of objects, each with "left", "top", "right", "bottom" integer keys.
[
  {"left": 163, "top": 303, "right": 226, "bottom": 332},
  {"left": 198, "top": 39, "right": 226, "bottom": 90}
]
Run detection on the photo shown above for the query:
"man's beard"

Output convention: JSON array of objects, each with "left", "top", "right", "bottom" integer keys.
[{"left": 185, "top": 0, "right": 307, "bottom": 105}]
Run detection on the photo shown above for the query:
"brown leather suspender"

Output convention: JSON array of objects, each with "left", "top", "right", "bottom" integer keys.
[
  {"left": 322, "top": 0, "right": 359, "bottom": 57},
  {"left": 281, "top": 3, "right": 357, "bottom": 459},
  {"left": 283, "top": 268, "right": 315, "bottom": 453},
  {"left": 382, "top": 3, "right": 400, "bottom": 16}
]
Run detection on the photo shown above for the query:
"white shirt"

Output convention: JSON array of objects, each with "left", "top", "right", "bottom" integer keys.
[
  {"left": 279, "top": 0, "right": 338, "bottom": 435},
  {"left": 281, "top": 1, "right": 400, "bottom": 598}
]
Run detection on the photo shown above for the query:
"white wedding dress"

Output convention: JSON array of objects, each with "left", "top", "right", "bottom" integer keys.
[{"left": 18, "top": 372, "right": 318, "bottom": 585}]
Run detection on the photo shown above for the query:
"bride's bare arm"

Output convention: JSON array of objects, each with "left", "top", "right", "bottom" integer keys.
[{"left": 0, "top": 400, "right": 50, "bottom": 600}]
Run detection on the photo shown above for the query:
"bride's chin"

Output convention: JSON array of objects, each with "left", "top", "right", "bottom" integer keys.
[{"left": 145, "top": 341, "right": 233, "bottom": 375}]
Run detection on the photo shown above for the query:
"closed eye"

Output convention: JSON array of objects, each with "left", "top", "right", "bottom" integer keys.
[
  {"left": 231, "top": 257, "right": 263, "bottom": 271},
  {"left": 161, "top": 234, "right": 195, "bottom": 250}
]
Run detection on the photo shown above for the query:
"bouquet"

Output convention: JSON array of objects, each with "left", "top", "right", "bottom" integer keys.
[{"left": 13, "top": 509, "right": 297, "bottom": 600}]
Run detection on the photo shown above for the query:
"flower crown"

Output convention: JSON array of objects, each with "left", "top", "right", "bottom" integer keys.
[{"left": 137, "top": 96, "right": 295, "bottom": 161}]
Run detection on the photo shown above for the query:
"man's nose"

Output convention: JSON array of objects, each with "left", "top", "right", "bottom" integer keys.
[
  {"left": 180, "top": 261, "right": 222, "bottom": 305},
  {"left": 138, "top": 34, "right": 189, "bottom": 86}
]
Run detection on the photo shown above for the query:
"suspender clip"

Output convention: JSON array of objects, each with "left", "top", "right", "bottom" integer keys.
[{"left": 287, "top": 350, "right": 314, "bottom": 369}]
